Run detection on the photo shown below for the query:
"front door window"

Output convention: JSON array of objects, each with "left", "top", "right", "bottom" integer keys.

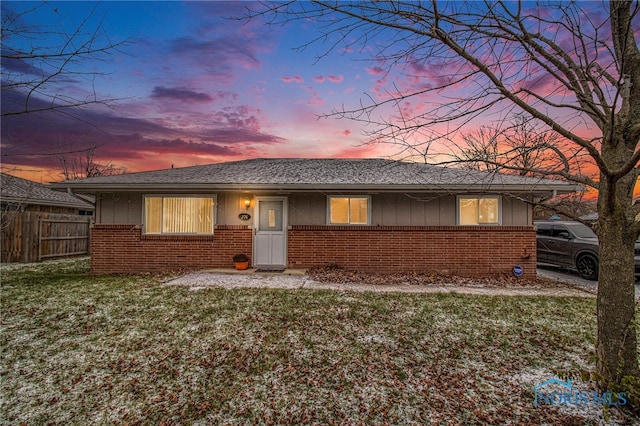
[{"left": 259, "top": 201, "right": 283, "bottom": 231}]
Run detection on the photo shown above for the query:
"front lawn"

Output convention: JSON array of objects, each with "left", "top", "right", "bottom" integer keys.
[{"left": 0, "top": 259, "right": 634, "bottom": 424}]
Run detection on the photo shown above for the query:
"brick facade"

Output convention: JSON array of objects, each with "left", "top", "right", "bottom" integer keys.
[
  {"left": 288, "top": 225, "right": 537, "bottom": 278},
  {"left": 91, "top": 224, "right": 536, "bottom": 278},
  {"left": 90, "top": 224, "right": 252, "bottom": 274}
]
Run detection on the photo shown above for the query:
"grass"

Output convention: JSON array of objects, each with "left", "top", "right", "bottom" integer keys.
[{"left": 0, "top": 258, "right": 635, "bottom": 425}]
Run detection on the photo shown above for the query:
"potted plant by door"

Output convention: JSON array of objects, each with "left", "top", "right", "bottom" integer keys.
[{"left": 233, "top": 254, "right": 249, "bottom": 270}]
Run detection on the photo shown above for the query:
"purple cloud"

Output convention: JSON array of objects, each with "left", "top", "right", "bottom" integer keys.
[
  {"left": 169, "top": 36, "right": 261, "bottom": 74},
  {"left": 151, "top": 86, "right": 214, "bottom": 103},
  {"left": 365, "top": 66, "right": 385, "bottom": 76},
  {"left": 1, "top": 90, "right": 284, "bottom": 171},
  {"left": 1, "top": 53, "right": 44, "bottom": 78}
]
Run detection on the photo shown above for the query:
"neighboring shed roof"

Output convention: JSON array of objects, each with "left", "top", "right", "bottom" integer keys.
[
  {"left": 52, "top": 158, "right": 580, "bottom": 194},
  {"left": 1, "top": 173, "right": 94, "bottom": 209}
]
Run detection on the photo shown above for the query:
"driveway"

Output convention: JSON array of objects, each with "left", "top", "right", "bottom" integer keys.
[
  {"left": 537, "top": 266, "right": 640, "bottom": 297},
  {"left": 536, "top": 267, "right": 597, "bottom": 290}
]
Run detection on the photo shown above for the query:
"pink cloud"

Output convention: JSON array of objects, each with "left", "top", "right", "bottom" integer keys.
[
  {"left": 519, "top": 71, "right": 559, "bottom": 95},
  {"left": 328, "top": 74, "right": 344, "bottom": 83},
  {"left": 305, "top": 90, "right": 323, "bottom": 106},
  {"left": 365, "top": 66, "right": 385, "bottom": 76},
  {"left": 281, "top": 76, "right": 304, "bottom": 83},
  {"left": 333, "top": 129, "right": 351, "bottom": 137},
  {"left": 313, "top": 76, "right": 325, "bottom": 83}
]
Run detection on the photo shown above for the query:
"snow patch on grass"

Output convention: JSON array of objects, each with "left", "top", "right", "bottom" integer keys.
[
  {"left": 357, "top": 334, "right": 396, "bottom": 345},
  {"left": 3, "top": 258, "right": 627, "bottom": 425}
]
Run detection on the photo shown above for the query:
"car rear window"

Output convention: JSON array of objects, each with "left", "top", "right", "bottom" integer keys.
[{"left": 566, "top": 223, "right": 597, "bottom": 238}]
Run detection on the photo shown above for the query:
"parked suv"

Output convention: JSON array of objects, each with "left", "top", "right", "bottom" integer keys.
[{"left": 535, "top": 220, "right": 640, "bottom": 281}]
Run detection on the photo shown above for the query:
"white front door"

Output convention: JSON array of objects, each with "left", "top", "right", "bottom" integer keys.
[{"left": 253, "top": 197, "right": 287, "bottom": 268}]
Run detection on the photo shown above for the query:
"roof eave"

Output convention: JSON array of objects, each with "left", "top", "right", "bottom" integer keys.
[
  {"left": 51, "top": 182, "right": 580, "bottom": 195},
  {"left": 0, "top": 196, "right": 94, "bottom": 209}
]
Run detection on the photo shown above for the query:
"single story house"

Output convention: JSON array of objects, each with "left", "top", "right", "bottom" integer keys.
[
  {"left": 52, "top": 158, "right": 579, "bottom": 278},
  {"left": 1, "top": 172, "right": 94, "bottom": 215}
]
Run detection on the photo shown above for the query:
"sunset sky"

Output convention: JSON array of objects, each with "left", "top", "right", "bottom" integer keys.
[
  {"left": 2, "top": 1, "right": 401, "bottom": 183},
  {"left": 0, "top": 1, "right": 619, "bottom": 194}
]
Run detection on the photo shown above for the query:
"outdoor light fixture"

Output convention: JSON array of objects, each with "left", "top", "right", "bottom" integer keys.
[{"left": 243, "top": 198, "right": 251, "bottom": 210}]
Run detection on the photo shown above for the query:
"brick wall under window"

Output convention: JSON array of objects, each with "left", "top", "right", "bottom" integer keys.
[
  {"left": 90, "top": 224, "right": 536, "bottom": 278},
  {"left": 90, "top": 224, "right": 252, "bottom": 274},
  {"left": 288, "top": 225, "right": 537, "bottom": 278}
]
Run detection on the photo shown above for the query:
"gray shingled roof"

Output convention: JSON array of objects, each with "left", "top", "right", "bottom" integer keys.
[
  {"left": 1, "top": 173, "right": 94, "bottom": 209},
  {"left": 52, "top": 158, "right": 579, "bottom": 194}
]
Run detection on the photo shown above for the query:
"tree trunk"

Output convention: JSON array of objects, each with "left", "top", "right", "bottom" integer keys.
[
  {"left": 596, "top": 142, "right": 639, "bottom": 386},
  {"left": 596, "top": 0, "right": 640, "bottom": 389}
]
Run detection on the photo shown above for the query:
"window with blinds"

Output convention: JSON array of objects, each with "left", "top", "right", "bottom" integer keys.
[
  {"left": 458, "top": 196, "right": 500, "bottom": 225},
  {"left": 144, "top": 196, "right": 215, "bottom": 234},
  {"left": 328, "top": 196, "right": 370, "bottom": 225}
]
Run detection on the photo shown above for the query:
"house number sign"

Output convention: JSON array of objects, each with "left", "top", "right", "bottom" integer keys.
[{"left": 238, "top": 213, "right": 252, "bottom": 221}]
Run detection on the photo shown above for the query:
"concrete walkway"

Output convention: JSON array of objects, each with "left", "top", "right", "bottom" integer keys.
[{"left": 166, "top": 269, "right": 595, "bottom": 297}]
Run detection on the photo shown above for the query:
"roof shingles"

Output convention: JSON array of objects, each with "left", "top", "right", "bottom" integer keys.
[
  {"left": 1, "top": 173, "right": 94, "bottom": 208},
  {"left": 54, "top": 158, "right": 578, "bottom": 192}
]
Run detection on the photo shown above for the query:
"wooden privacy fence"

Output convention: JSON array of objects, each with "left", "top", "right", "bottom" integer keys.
[{"left": 1, "top": 212, "right": 91, "bottom": 263}]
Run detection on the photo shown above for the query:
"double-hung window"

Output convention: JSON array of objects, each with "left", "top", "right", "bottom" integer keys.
[
  {"left": 328, "top": 196, "right": 370, "bottom": 225},
  {"left": 144, "top": 195, "right": 215, "bottom": 234},
  {"left": 458, "top": 196, "right": 500, "bottom": 225}
]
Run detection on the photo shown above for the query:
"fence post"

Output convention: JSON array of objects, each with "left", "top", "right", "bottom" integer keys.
[{"left": 38, "top": 216, "right": 43, "bottom": 261}]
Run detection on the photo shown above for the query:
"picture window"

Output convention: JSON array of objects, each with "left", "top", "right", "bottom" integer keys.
[{"left": 144, "top": 195, "right": 215, "bottom": 234}]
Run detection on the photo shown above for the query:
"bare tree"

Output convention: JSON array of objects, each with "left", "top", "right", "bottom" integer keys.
[
  {"left": 454, "top": 116, "right": 559, "bottom": 176},
  {"left": 455, "top": 125, "right": 502, "bottom": 172},
  {"left": 534, "top": 194, "right": 598, "bottom": 222},
  {"left": 1, "top": 2, "right": 129, "bottom": 117},
  {"left": 250, "top": 1, "right": 640, "bottom": 389},
  {"left": 59, "top": 145, "right": 126, "bottom": 180}
]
